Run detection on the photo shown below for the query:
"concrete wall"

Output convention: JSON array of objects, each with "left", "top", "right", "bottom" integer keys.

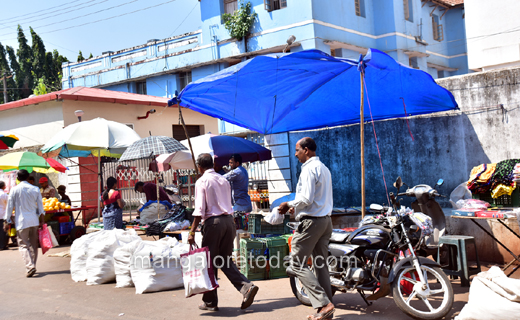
[
  {"left": 287, "top": 66, "right": 520, "bottom": 210},
  {"left": 465, "top": 0, "right": 520, "bottom": 71}
]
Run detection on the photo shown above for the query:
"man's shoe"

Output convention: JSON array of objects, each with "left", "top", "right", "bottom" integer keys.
[
  {"left": 241, "top": 284, "right": 259, "bottom": 309},
  {"left": 198, "top": 303, "right": 219, "bottom": 311},
  {"left": 26, "top": 268, "right": 36, "bottom": 278}
]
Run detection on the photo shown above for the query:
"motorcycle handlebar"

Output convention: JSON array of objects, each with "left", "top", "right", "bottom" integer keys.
[{"left": 397, "top": 192, "right": 407, "bottom": 196}]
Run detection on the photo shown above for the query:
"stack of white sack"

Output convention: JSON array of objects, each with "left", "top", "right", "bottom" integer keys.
[
  {"left": 70, "top": 231, "right": 105, "bottom": 282},
  {"left": 114, "top": 238, "right": 143, "bottom": 288},
  {"left": 130, "top": 237, "right": 190, "bottom": 294},
  {"left": 86, "top": 229, "right": 141, "bottom": 285}
]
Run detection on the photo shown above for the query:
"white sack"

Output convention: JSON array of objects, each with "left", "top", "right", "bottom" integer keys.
[
  {"left": 130, "top": 237, "right": 190, "bottom": 294},
  {"left": 264, "top": 207, "right": 284, "bottom": 225},
  {"left": 114, "top": 238, "right": 143, "bottom": 288},
  {"left": 70, "top": 231, "right": 105, "bottom": 282},
  {"left": 140, "top": 203, "right": 169, "bottom": 225},
  {"left": 455, "top": 266, "right": 520, "bottom": 320},
  {"left": 86, "top": 229, "right": 140, "bottom": 286}
]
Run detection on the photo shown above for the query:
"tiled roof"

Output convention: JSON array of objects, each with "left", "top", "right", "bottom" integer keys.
[
  {"left": 433, "top": 0, "right": 464, "bottom": 7},
  {"left": 0, "top": 86, "right": 170, "bottom": 112}
]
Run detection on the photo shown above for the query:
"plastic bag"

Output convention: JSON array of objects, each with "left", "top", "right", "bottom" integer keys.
[
  {"left": 47, "top": 225, "right": 59, "bottom": 247},
  {"left": 38, "top": 223, "right": 53, "bottom": 254},
  {"left": 139, "top": 203, "right": 170, "bottom": 225},
  {"left": 450, "top": 182, "right": 472, "bottom": 209},
  {"left": 180, "top": 245, "right": 219, "bottom": 298},
  {"left": 456, "top": 199, "right": 490, "bottom": 209},
  {"left": 408, "top": 211, "right": 434, "bottom": 236},
  {"left": 264, "top": 207, "right": 284, "bottom": 225}
]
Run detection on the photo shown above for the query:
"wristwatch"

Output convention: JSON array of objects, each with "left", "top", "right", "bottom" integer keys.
[{"left": 188, "top": 231, "right": 195, "bottom": 236}]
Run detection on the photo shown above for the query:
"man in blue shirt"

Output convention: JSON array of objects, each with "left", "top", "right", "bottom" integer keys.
[{"left": 224, "top": 154, "right": 252, "bottom": 213}]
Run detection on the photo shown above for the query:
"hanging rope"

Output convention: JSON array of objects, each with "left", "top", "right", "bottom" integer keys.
[
  {"left": 400, "top": 97, "right": 415, "bottom": 141},
  {"left": 363, "top": 74, "right": 391, "bottom": 206}
]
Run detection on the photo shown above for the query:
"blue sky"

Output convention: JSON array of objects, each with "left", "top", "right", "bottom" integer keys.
[{"left": 0, "top": 0, "right": 201, "bottom": 62}]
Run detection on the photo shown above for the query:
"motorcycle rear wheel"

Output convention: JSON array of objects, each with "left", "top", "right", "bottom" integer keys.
[
  {"left": 290, "top": 275, "right": 336, "bottom": 307},
  {"left": 392, "top": 265, "right": 453, "bottom": 320}
]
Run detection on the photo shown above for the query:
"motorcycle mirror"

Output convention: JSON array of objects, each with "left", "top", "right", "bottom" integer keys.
[
  {"left": 370, "top": 204, "right": 384, "bottom": 211},
  {"left": 394, "top": 176, "right": 403, "bottom": 189},
  {"left": 436, "top": 178, "right": 444, "bottom": 186}
]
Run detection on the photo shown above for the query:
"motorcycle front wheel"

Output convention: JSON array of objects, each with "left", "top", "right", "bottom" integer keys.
[
  {"left": 392, "top": 265, "right": 454, "bottom": 320},
  {"left": 289, "top": 275, "right": 336, "bottom": 307}
]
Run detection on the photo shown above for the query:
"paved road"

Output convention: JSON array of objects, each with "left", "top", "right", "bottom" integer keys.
[{"left": 0, "top": 243, "right": 473, "bottom": 320}]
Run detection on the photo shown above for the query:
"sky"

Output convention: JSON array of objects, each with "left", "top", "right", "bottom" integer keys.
[{"left": 0, "top": 0, "right": 202, "bottom": 62}]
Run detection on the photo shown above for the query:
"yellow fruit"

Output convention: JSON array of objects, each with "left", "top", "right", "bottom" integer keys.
[{"left": 65, "top": 205, "right": 71, "bottom": 209}]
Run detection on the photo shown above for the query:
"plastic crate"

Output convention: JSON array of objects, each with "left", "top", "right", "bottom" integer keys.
[
  {"left": 248, "top": 214, "right": 290, "bottom": 234},
  {"left": 258, "top": 236, "right": 289, "bottom": 279},
  {"left": 47, "top": 220, "right": 60, "bottom": 236},
  {"left": 472, "top": 187, "right": 520, "bottom": 207},
  {"left": 59, "top": 222, "right": 75, "bottom": 235},
  {"left": 239, "top": 238, "right": 267, "bottom": 280}
]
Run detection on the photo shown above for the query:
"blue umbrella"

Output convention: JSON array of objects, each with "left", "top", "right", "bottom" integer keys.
[
  {"left": 169, "top": 49, "right": 458, "bottom": 215},
  {"left": 169, "top": 49, "right": 457, "bottom": 134}
]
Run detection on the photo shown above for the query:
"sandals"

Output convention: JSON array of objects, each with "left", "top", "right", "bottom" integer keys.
[
  {"left": 307, "top": 304, "right": 335, "bottom": 320},
  {"left": 198, "top": 303, "right": 219, "bottom": 311},
  {"left": 241, "top": 285, "right": 259, "bottom": 309}
]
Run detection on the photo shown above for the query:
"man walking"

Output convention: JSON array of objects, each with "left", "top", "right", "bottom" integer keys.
[
  {"left": 224, "top": 154, "right": 252, "bottom": 213},
  {"left": 4, "top": 170, "right": 45, "bottom": 277},
  {"left": 188, "top": 153, "right": 259, "bottom": 311},
  {"left": 279, "top": 137, "right": 335, "bottom": 320},
  {"left": 0, "top": 181, "right": 9, "bottom": 250}
]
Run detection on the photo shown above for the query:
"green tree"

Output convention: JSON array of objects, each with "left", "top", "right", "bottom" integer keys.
[
  {"left": 77, "top": 50, "right": 84, "bottom": 62},
  {"left": 16, "top": 25, "right": 33, "bottom": 99},
  {"left": 88, "top": 53, "right": 93, "bottom": 59},
  {"left": 0, "top": 42, "right": 17, "bottom": 103},
  {"left": 222, "top": 1, "right": 257, "bottom": 41},
  {"left": 30, "top": 27, "right": 47, "bottom": 81},
  {"left": 5, "top": 46, "right": 21, "bottom": 101},
  {"left": 33, "top": 77, "right": 47, "bottom": 96}
]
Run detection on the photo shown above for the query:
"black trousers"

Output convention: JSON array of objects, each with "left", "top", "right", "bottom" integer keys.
[
  {"left": 201, "top": 214, "right": 252, "bottom": 306},
  {"left": 0, "top": 219, "right": 7, "bottom": 250}
]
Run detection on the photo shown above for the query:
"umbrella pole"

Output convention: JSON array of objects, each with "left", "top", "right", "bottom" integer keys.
[
  {"left": 156, "top": 173, "right": 160, "bottom": 220},
  {"left": 178, "top": 105, "right": 199, "bottom": 178},
  {"left": 97, "top": 151, "right": 101, "bottom": 222},
  {"left": 360, "top": 71, "right": 366, "bottom": 219}
]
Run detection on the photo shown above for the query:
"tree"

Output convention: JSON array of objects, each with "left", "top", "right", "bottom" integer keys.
[
  {"left": 77, "top": 50, "right": 85, "bottom": 62},
  {"left": 33, "top": 77, "right": 47, "bottom": 96},
  {"left": 16, "top": 25, "right": 33, "bottom": 99},
  {"left": 5, "top": 46, "right": 21, "bottom": 101},
  {"left": 88, "top": 53, "right": 93, "bottom": 59},
  {"left": 0, "top": 42, "right": 17, "bottom": 103},
  {"left": 30, "top": 27, "right": 47, "bottom": 81}
]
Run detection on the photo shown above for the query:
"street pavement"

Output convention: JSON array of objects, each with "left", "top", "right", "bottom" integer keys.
[{"left": 0, "top": 242, "right": 479, "bottom": 320}]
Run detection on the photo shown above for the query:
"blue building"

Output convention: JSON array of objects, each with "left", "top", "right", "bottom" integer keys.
[{"left": 62, "top": 0, "right": 467, "bottom": 132}]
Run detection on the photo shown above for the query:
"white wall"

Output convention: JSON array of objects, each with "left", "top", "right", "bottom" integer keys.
[
  {"left": 465, "top": 0, "right": 520, "bottom": 71},
  {"left": 0, "top": 101, "right": 65, "bottom": 149}
]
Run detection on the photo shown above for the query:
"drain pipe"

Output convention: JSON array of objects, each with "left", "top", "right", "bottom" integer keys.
[{"left": 137, "top": 109, "right": 156, "bottom": 120}]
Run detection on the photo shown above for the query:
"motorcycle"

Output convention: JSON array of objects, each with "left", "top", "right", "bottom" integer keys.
[{"left": 289, "top": 177, "right": 454, "bottom": 320}]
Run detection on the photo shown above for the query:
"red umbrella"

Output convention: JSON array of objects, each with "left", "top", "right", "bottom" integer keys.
[{"left": 45, "top": 158, "right": 68, "bottom": 173}]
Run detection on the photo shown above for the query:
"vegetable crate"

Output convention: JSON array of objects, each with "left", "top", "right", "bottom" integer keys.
[
  {"left": 257, "top": 236, "right": 289, "bottom": 279},
  {"left": 239, "top": 238, "right": 267, "bottom": 280},
  {"left": 248, "top": 214, "right": 291, "bottom": 234},
  {"left": 472, "top": 188, "right": 520, "bottom": 207}
]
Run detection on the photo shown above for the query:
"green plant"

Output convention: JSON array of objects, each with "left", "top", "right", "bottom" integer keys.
[{"left": 222, "top": 1, "right": 257, "bottom": 41}]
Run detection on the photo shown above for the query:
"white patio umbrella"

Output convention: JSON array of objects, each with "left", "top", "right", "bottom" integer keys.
[{"left": 39, "top": 118, "right": 141, "bottom": 221}]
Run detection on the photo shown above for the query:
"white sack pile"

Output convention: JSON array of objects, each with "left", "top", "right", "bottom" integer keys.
[{"left": 455, "top": 266, "right": 520, "bottom": 320}]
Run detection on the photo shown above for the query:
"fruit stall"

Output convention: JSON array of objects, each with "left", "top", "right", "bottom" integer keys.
[{"left": 43, "top": 197, "right": 96, "bottom": 242}]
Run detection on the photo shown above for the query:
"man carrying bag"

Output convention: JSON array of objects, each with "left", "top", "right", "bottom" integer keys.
[
  {"left": 3, "top": 170, "right": 45, "bottom": 277},
  {"left": 187, "top": 153, "right": 259, "bottom": 311}
]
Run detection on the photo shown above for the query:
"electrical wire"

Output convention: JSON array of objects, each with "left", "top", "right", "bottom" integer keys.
[
  {"left": 0, "top": 0, "right": 140, "bottom": 37},
  {"left": 169, "top": 3, "right": 199, "bottom": 37},
  {"left": 0, "top": 0, "right": 88, "bottom": 22},
  {"left": 0, "top": 0, "right": 179, "bottom": 41}
]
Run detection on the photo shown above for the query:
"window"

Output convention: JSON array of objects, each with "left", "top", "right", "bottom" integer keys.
[
  {"left": 432, "top": 14, "right": 444, "bottom": 41},
  {"left": 172, "top": 125, "right": 201, "bottom": 142},
  {"left": 409, "top": 57, "right": 419, "bottom": 69},
  {"left": 355, "top": 0, "right": 366, "bottom": 18},
  {"left": 437, "top": 70, "right": 445, "bottom": 79},
  {"left": 136, "top": 81, "right": 147, "bottom": 95},
  {"left": 264, "top": 0, "right": 287, "bottom": 12},
  {"left": 224, "top": 0, "right": 238, "bottom": 14},
  {"left": 404, "top": 0, "right": 413, "bottom": 22},
  {"left": 178, "top": 71, "right": 192, "bottom": 92}
]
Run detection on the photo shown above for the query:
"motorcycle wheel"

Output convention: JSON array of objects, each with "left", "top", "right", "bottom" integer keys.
[
  {"left": 290, "top": 275, "right": 336, "bottom": 307},
  {"left": 392, "top": 265, "right": 453, "bottom": 320}
]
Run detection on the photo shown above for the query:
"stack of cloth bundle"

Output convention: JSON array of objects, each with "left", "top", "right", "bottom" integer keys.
[
  {"left": 467, "top": 159, "right": 520, "bottom": 198},
  {"left": 514, "top": 164, "right": 520, "bottom": 183}
]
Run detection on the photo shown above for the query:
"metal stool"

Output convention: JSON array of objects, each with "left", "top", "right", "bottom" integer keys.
[{"left": 437, "top": 235, "right": 481, "bottom": 287}]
